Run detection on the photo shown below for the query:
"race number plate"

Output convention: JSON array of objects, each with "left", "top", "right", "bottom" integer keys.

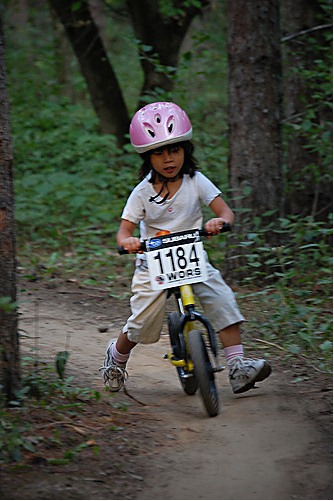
[{"left": 146, "top": 230, "right": 208, "bottom": 290}]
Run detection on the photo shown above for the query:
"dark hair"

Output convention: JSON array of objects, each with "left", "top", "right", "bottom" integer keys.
[{"left": 138, "top": 141, "right": 199, "bottom": 182}]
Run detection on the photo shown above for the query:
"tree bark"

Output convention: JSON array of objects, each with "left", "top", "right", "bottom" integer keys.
[
  {"left": 226, "top": 0, "right": 285, "bottom": 280},
  {"left": 48, "top": 0, "right": 129, "bottom": 145},
  {"left": 281, "top": 0, "right": 332, "bottom": 220},
  {"left": 0, "top": 8, "right": 20, "bottom": 401},
  {"left": 127, "top": 0, "right": 210, "bottom": 107}
]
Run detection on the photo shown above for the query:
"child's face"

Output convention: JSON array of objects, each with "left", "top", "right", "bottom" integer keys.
[{"left": 150, "top": 145, "right": 184, "bottom": 180}]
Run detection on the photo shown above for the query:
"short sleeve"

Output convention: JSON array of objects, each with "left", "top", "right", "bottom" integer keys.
[
  {"left": 121, "top": 189, "right": 145, "bottom": 224},
  {"left": 195, "top": 172, "right": 222, "bottom": 206}
]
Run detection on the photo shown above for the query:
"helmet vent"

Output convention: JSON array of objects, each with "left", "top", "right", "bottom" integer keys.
[
  {"left": 167, "top": 117, "right": 175, "bottom": 134},
  {"left": 144, "top": 124, "right": 155, "bottom": 138},
  {"left": 155, "top": 114, "right": 161, "bottom": 124}
]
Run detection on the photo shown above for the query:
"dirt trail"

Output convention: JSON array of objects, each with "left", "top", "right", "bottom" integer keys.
[{"left": 13, "top": 281, "right": 333, "bottom": 500}]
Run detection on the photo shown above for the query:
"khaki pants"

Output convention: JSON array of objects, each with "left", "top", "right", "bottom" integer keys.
[{"left": 124, "top": 257, "right": 245, "bottom": 344}]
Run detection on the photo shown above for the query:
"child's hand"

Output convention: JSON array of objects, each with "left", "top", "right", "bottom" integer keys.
[
  {"left": 205, "top": 218, "right": 226, "bottom": 236},
  {"left": 121, "top": 237, "right": 143, "bottom": 254}
]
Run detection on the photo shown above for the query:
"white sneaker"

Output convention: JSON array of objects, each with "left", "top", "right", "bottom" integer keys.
[
  {"left": 99, "top": 341, "right": 128, "bottom": 392},
  {"left": 229, "top": 356, "right": 271, "bottom": 394}
]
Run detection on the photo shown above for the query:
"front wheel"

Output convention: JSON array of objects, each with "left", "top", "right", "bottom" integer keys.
[
  {"left": 188, "top": 329, "right": 219, "bottom": 417},
  {"left": 168, "top": 312, "right": 198, "bottom": 395}
]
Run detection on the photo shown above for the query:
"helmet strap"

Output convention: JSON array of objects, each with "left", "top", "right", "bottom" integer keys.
[
  {"left": 149, "top": 170, "right": 180, "bottom": 204},
  {"left": 149, "top": 182, "right": 169, "bottom": 204}
]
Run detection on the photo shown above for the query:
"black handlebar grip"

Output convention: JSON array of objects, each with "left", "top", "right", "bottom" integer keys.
[
  {"left": 220, "top": 222, "right": 231, "bottom": 233},
  {"left": 118, "top": 246, "right": 128, "bottom": 255},
  {"left": 118, "top": 242, "right": 146, "bottom": 254},
  {"left": 200, "top": 222, "right": 232, "bottom": 237}
]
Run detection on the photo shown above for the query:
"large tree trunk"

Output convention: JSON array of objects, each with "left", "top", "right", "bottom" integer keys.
[
  {"left": 226, "top": 0, "right": 285, "bottom": 280},
  {"left": 127, "top": 0, "right": 209, "bottom": 107},
  {"left": 0, "top": 9, "right": 20, "bottom": 401},
  {"left": 48, "top": 0, "right": 129, "bottom": 146},
  {"left": 281, "top": 0, "right": 332, "bottom": 220}
]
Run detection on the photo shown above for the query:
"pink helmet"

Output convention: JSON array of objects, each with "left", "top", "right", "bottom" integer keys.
[{"left": 129, "top": 102, "right": 193, "bottom": 154}]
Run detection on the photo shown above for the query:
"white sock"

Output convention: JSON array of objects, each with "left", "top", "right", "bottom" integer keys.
[
  {"left": 224, "top": 344, "right": 244, "bottom": 366},
  {"left": 111, "top": 343, "right": 130, "bottom": 366}
]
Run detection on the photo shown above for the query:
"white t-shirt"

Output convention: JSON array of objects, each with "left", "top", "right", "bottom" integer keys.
[{"left": 121, "top": 171, "right": 221, "bottom": 240}]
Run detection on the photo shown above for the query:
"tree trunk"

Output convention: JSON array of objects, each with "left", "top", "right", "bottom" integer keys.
[
  {"left": 6, "top": 0, "right": 29, "bottom": 26},
  {"left": 48, "top": 0, "right": 129, "bottom": 146},
  {"left": 281, "top": 0, "right": 332, "bottom": 220},
  {"left": 226, "top": 0, "right": 285, "bottom": 280},
  {"left": 127, "top": 0, "right": 209, "bottom": 107},
  {"left": 0, "top": 9, "right": 20, "bottom": 401}
]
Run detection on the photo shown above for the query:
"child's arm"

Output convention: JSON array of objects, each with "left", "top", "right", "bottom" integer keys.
[
  {"left": 205, "top": 195, "right": 234, "bottom": 235},
  {"left": 117, "top": 219, "right": 142, "bottom": 253}
]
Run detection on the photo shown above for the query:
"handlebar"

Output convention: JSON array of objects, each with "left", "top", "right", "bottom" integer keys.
[
  {"left": 118, "top": 223, "right": 231, "bottom": 255},
  {"left": 198, "top": 222, "right": 231, "bottom": 237}
]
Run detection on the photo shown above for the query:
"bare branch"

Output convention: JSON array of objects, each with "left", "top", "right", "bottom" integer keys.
[{"left": 281, "top": 24, "right": 332, "bottom": 43}]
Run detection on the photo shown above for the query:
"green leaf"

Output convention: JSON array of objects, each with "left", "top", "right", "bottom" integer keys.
[
  {"left": 320, "top": 340, "right": 332, "bottom": 353},
  {"left": 56, "top": 351, "right": 70, "bottom": 380},
  {"left": 263, "top": 209, "right": 278, "bottom": 217},
  {"left": 243, "top": 185, "right": 252, "bottom": 196},
  {"left": 48, "top": 458, "right": 70, "bottom": 465},
  {"left": 287, "top": 344, "right": 301, "bottom": 354},
  {"left": 0, "top": 297, "right": 17, "bottom": 312}
]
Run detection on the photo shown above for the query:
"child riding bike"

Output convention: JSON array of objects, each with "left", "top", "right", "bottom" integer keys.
[{"left": 100, "top": 101, "right": 271, "bottom": 394}]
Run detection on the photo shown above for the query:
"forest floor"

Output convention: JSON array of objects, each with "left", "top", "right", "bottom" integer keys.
[{"left": 0, "top": 276, "right": 332, "bottom": 500}]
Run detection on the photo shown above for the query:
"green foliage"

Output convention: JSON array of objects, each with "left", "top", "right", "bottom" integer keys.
[
  {"left": 158, "top": 0, "right": 203, "bottom": 18},
  {"left": 0, "top": 392, "right": 34, "bottom": 463},
  {"left": 0, "top": 357, "right": 102, "bottom": 464},
  {"left": 283, "top": 1, "right": 333, "bottom": 197},
  {"left": 12, "top": 98, "right": 139, "bottom": 253},
  {"left": 234, "top": 215, "right": 333, "bottom": 371},
  {"left": 233, "top": 215, "right": 332, "bottom": 283},
  {"left": 5, "top": 6, "right": 136, "bottom": 253},
  {"left": 56, "top": 351, "right": 70, "bottom": 379}
]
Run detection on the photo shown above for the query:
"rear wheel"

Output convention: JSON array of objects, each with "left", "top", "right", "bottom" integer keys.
[
  {"left": 188, "top": 329, "right": 219, "bottom": 417},
  {"left": 168, "top": 312, "right": 198, "bottom": 395}
]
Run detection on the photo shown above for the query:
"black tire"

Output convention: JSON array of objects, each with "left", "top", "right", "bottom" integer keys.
[
  {"left": 188, "top": 329, "right": 219, "bottom": 417},
  {"left": 168, "top": 312, "right": 182, "bottom": 358},
  {"left": 176, "top": 366, "right": 199, "bottom": 396},
  {"left": 168, "top": 312, "right": 198, "bottom": 395}
]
